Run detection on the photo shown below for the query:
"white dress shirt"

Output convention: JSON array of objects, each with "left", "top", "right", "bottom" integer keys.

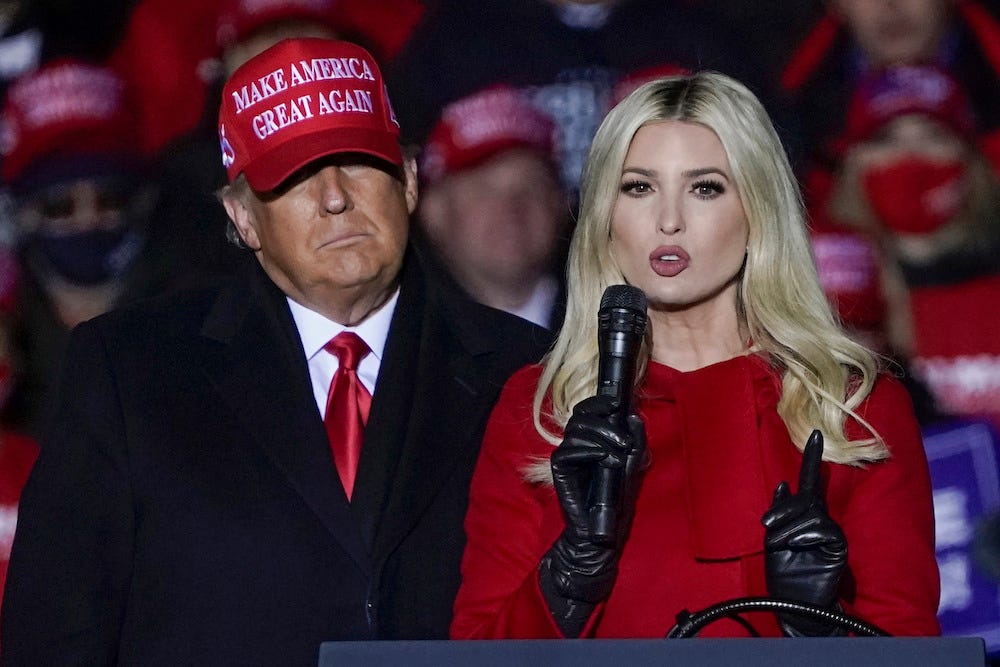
[{"left": 287, "top": 289, "right": 399, "bottom": 418}]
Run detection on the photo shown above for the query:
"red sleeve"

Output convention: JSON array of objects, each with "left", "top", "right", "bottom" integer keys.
[
  {"left": 836, "top": 376, "right": 941, "bottom": 636},
  {"left": 450, "top": 366, "right": 568, "bottom": 638}
]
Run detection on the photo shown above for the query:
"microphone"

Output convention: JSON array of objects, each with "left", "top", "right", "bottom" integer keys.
[{"left": 588, "top": 284, "right": 648, "bottom": 546}]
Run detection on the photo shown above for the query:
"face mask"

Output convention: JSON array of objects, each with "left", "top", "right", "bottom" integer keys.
[
  {"left": 862, "top": 157, "right": 966, "bottom": 235},
  {"left": 27, "top": 226, "right": 141, "bottom": 286}
]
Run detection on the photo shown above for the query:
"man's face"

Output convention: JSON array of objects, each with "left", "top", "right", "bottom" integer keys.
[
  {"left": 832, "top": 0, "right": 950, "bottom": 66},
  {"left": 418, "top": 149, "right": 566, "bottom": 293},
  {"left": 226, "top": 153, "right": 417, "bottom": 324}
]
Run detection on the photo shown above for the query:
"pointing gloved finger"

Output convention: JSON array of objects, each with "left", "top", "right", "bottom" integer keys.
[{"left": 798, "top": 429, "right": 824, "bottom": 498}]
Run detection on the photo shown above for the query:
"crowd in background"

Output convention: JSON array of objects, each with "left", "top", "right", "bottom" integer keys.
[{"left": 1, "top": 0, "right": 1000, "bottom": 650}]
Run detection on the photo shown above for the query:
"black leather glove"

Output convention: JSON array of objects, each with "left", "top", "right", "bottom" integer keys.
[
  {"left": 538, "top": 395, "right": 646, "bottom": 636},
  {"left": 762, "top": 429, "right": 848, "bottom": 637}
]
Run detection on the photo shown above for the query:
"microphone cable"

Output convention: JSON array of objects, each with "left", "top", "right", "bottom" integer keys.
[{"left": 666, "top": 596, "right": 890, "bottom": 638}]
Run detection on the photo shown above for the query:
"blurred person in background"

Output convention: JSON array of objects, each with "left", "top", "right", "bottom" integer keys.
[
  {"left": 823, "top": 65, "right": 1000, "bottom": 428},
  {"left": 388, "top": 0, "right": 777, "bottom": 203},
  {"left": 809, "top": 215, "right": 946, "bottom": 426},
  {"left": 0, "top": 58, "right": 153, "bottom": 437},
  {"left": 781, "top": 0, "right": 1000, "bottom": 207},
  {"left": 416, "top": 86, "right": 570, "bottom": 329}
]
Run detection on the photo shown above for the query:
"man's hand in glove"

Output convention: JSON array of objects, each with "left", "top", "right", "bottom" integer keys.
[
  {"left": 539, "top": 394, "right": 646, "bottom": 636},
  {"left": 762, "top": 429, "right": 848, "bottom": 636}
]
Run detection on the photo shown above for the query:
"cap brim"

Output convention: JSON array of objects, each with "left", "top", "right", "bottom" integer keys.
[{"left": 242, "top": 127, "right": 403, "bottom": 192}]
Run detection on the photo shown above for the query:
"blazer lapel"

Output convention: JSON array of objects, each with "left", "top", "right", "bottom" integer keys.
[{"left": 197, "top": 267, "right": 370, "bottom": 575}]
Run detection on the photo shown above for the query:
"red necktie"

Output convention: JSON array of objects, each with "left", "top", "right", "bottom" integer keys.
[{"left": 324, "top": 332, "right": 372, "bottom": 500}]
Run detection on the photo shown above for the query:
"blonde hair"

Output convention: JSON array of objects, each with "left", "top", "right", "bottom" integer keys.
[{"left": 532, "top": 72, "right": 887, "bottom": 472}]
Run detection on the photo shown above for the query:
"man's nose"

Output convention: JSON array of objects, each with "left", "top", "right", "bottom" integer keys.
[{"left": 316, "top": 166, "right": 351, "bottom": 215}]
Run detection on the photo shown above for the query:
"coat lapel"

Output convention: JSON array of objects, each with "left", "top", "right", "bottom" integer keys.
[
  {"left": 364, "top": 261, "right": 497, "bottom": 564},
  {"left": 197, "top": 266, "right": 370, "bottom": 575},
  {"left": 677, "top": 355, "right": 785, "bottom": 560}
]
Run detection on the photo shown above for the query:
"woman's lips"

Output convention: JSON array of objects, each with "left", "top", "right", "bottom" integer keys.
[{"left": 649, "top": 246, "right": 690, "bottom": 277}]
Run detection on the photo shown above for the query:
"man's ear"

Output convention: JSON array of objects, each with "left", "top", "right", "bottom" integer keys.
[
  {"left": 222, "top": 195, "right": 261, "bottom": 251},
  {"left": 402, "top": 157, "right": 419, "bottom": 215}
]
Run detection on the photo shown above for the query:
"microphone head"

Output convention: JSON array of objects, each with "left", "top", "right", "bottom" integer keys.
[{"left": 600, "top": 284, "right": 647, "bottom": 314}]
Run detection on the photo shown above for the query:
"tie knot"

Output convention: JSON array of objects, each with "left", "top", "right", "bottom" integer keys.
[{"left": 325, "top": 332, "right": 370, "bottom": 371}]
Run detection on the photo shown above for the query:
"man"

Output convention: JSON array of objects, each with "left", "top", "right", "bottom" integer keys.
[
  {"left": 416, "top": 86, "right": 568, "bottom": 329},
  {"left": 1, "top": 38, "right": 550, "bottom": 665}
]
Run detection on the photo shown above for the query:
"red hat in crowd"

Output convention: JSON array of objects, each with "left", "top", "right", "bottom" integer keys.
[
  {"left": 419, "top": 85, "right": 556, "bottom": 185},
  {"left": 218, "top": 37, "right": 401, "bottom": 191},
  {"left": 841, "top": 65, "right": 977, "bottom": 149},
  {"left": 216, "top": 0, "right": 345, "bottom": 51},
  {"left": 1, "top": 59, "right": 139, "bottom": 190}
]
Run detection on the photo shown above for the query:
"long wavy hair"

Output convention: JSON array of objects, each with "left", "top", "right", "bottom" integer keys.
[{"left": 532, "top": 72, "right": 887, "bottom": 470}]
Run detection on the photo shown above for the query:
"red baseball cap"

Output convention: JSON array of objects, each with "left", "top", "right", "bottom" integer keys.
[
  {"left": 419, "top": 85, "right": 556, "bottom": 185},
  {"left": 216, "top": 0, "right": 344, "bottom": 51},
  {"left": 218, "top": 37, "right": 402, "bottom": 191},
  {"left": 841, "top": 65, "right": 977, "bottom": 148},
  {"left": 1, "top": 59, "right": 139, "bottom": 188}
]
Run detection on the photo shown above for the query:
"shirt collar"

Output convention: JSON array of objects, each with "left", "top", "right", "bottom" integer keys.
[{"left": 287, "top": 288, "right": 400, "bottom": 363}]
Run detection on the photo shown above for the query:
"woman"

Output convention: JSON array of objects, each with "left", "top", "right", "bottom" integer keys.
[
  {"left": 825, "top": 64, "right": 1000, "bottom": 427},
  {"left": 450, "top": 72, "right": 940, "bottom": 639}
]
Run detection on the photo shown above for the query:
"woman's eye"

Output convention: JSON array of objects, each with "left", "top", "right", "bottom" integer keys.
[
  {"left": 691, "top": 179, "right": 725, "bottom": 198},
  {"left": 621, "top": 180, "right": 652, "bottom": 196}
]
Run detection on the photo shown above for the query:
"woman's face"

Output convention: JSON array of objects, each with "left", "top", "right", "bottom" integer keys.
[
  {"left": 610, "top": 120, "right": 749, "bottom": 317},
  {"left": 841, "top": 114, "right": 972, "bottom": 260}
]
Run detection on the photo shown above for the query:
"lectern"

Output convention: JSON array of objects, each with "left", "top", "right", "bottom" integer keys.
[{"left": 318, "top": 637, "right": 985, "bottom": 666}]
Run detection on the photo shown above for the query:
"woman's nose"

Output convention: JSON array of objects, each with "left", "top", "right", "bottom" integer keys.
[{"left": 657, "top": 201, "right": 683, "bottom": 234}]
